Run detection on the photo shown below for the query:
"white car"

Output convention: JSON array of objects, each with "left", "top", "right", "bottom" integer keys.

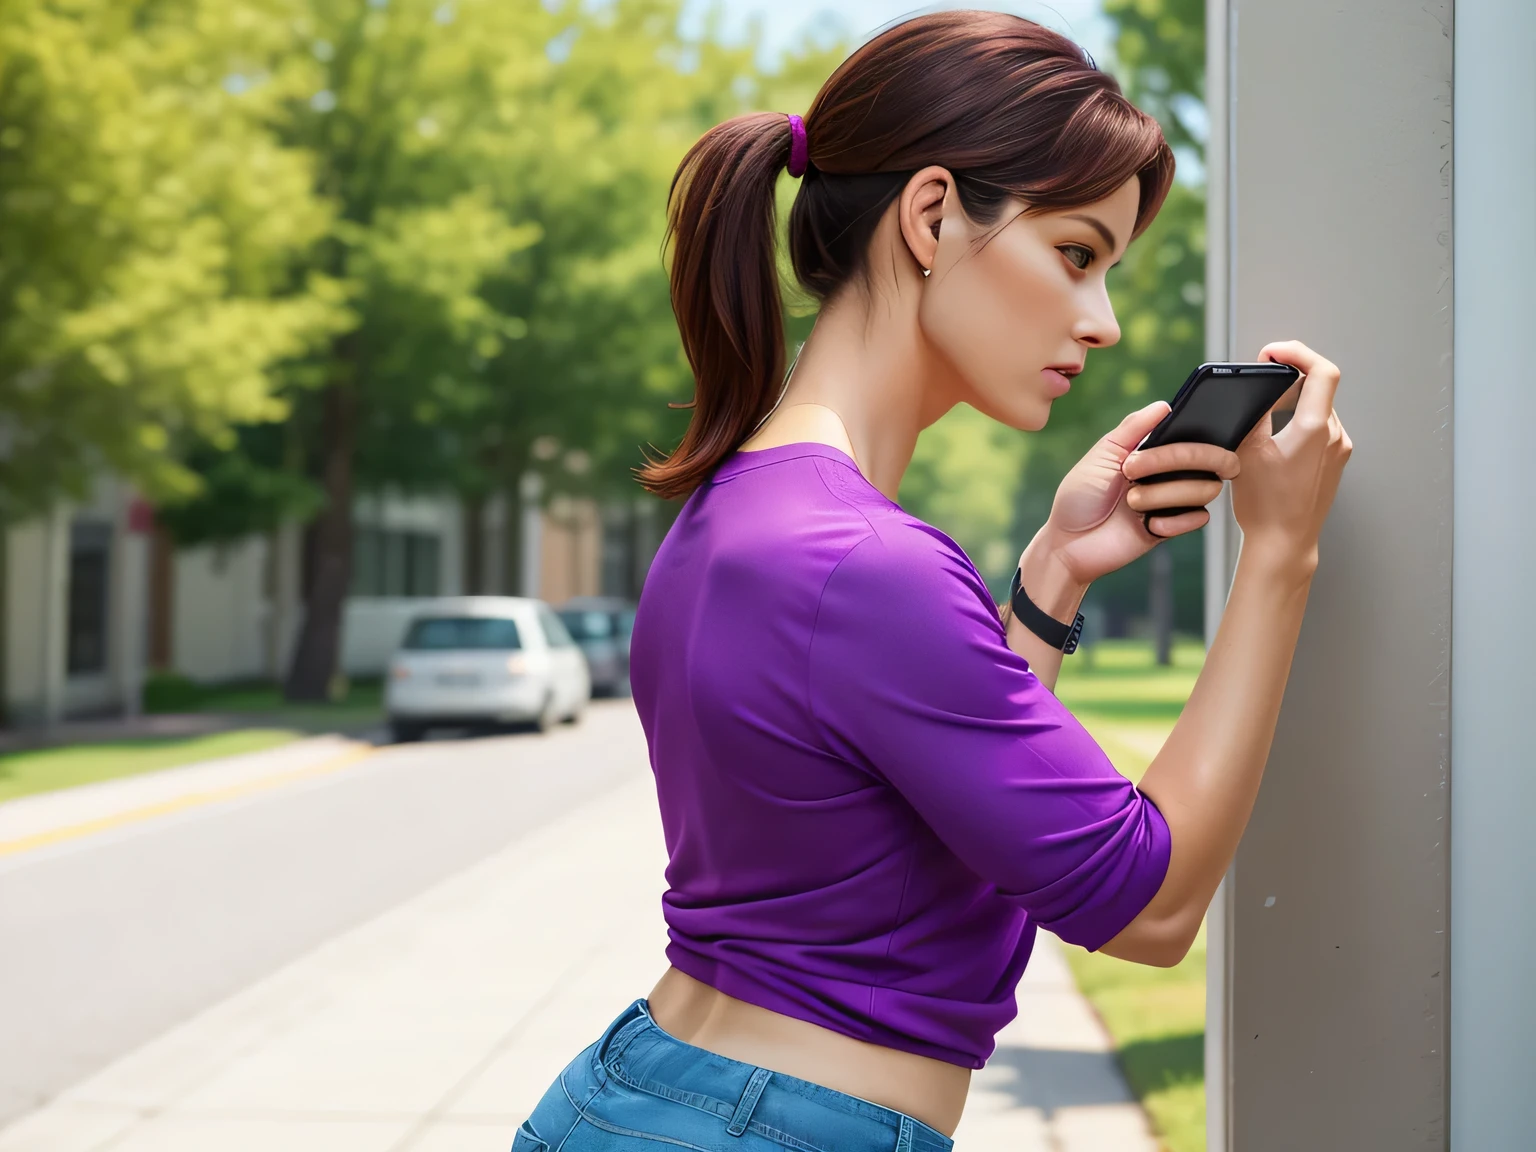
[{"left": 385, "top": 597, "right": 591, "bottom": 742}]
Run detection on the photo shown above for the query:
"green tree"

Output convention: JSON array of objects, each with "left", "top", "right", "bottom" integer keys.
[
  {"left": 243, "top": 0, "right": 571, "bottom": 699},
  {"left": 0, "top": 0, "right": 341, "bottom": 521},
  {"left": 145, "top": 0, "right": 779, "bottom": 697},
  {"left": 414, "top": 4, "right": 840, "bottom": 596},
  {"left": 243, "top": 0, "right": 780, "bottom": 699}
]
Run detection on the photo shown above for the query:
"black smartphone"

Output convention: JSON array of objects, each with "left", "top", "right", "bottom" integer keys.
[{"left": 1132, "top": 361, "right": 1302, "bottom": 531}]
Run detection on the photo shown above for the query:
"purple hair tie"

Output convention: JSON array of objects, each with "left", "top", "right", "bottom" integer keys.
[{"left": 786, "top": 114, "right": 808, "bottom": 178}]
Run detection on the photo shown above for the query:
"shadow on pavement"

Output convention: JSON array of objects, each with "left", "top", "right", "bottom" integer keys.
[{"left": 981, "top": 1044, "right": 1140, "bottom": 1113}]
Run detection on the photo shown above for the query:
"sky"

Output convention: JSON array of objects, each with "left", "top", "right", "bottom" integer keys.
[{"left": 683, "top": 1, "right": 1115, "bottom": 71}]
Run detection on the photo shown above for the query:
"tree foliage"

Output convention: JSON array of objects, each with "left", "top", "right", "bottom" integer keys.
[
  {"left": 0, "top": 0, "right": 1212, "bottom": 668},
  {"left": 0, "top": 0, "right": 344, "bottom": 522}
]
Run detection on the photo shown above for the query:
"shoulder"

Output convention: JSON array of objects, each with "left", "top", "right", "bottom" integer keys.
[{"left": 816, "top": 507, "right": 1006, "bottom": 654}]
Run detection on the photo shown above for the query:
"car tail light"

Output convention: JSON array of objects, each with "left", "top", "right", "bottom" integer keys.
[
  {"left": 505, "top": 653, "right": 529, "bottom": 676},
  {"left": 390, "top": 663, "right": 411, "bottom": 680}
]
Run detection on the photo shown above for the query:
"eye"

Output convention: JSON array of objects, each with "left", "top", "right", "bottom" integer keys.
[{"left": 1058, "top": 244, "right": 1094, "bottom": 270}]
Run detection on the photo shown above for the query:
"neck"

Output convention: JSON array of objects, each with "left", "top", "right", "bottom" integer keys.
[{"left": 743, "top": 264, "right": 956, "bottom": 502}]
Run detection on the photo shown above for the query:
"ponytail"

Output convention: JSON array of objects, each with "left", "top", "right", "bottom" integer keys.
[
  {"left": 637, "top": 112, "right": 797, "bottom": 500},
  {"left": 639, "top": 13, "right": 1176, "bottom": 500}
]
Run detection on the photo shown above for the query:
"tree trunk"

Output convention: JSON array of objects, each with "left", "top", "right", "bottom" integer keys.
[
  {"left": 462, "top": 494, "right": 485, "bottom": 595},
  {"left": 148, "top": 523, "right": 175, "bottom": 670},
  {"left": 284, "top": 382, "right": 357, "bottom": 701},
  {"left": 1149, "top": 545, "right": 1174, "bottom": 666}
]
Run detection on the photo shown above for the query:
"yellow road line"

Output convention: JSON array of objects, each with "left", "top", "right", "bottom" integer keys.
[{"left": 0, "top": 742, "right": 379, "bottom": 859}]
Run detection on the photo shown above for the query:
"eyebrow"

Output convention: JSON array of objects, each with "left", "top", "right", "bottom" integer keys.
[{"left": 1062, "top": 213, "right": 1119, "bottom": 253}]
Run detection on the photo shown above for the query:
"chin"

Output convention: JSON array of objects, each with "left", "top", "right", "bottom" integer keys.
[
  {"left": 965, "top": 387, "right": 1053, "bottom": 432},
  {"left": 1003, "top": 399, "right": 1053, "bottom": 433}
]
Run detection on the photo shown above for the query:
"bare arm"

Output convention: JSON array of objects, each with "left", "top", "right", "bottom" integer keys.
[
  {"left": 1003, "top": 523, "right": 1317, "bottom": 967},
  {"left": 1099, "top": 340, "right": 1350, "bottom": 966},
  {"left": 1097, "top": 542, "right": 1314, "bottom": 964}
]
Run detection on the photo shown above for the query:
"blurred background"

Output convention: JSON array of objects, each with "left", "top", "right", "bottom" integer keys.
[
  {"left": 0, "top": 0, "right": 1203, "bottom": 729},
  {"left": 0, "top": 3, "right": 1211, "bottom": 1151}
]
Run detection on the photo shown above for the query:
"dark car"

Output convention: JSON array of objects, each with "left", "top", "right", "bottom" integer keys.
[{"left": 557, "top": 596, "right": 636, "bottom": 696}]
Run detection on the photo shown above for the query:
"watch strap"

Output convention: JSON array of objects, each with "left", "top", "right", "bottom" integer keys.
[{"left": 1009, "top": 566, "right": 1085, "bottom": 655}]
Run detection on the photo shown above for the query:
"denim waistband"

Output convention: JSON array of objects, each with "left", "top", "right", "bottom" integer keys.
[{"left": 591, "top": 998, "right": 955, "bottom": 1152}]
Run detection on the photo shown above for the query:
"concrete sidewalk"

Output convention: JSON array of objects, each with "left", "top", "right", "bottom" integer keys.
[{"left": 0, "top": 771, "right": 1157, "bottom": 1152}]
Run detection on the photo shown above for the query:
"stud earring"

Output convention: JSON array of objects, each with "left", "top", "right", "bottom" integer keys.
[{"left": 922, "top": 267, "right": 931, "bottom": 278}]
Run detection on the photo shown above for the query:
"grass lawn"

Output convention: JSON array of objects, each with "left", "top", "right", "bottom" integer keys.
[
  {"left": 1054, "top": 637, "right": 1208, "bottom": 1152},
  {"left": 0, "top": 728, "right": 304, "bottom": 804},
  {"left": 143, "top": 675, "right": 385, "bottom": 732}
]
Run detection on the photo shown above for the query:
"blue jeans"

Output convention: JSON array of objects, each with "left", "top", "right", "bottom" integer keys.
[{"left": 512, "top": 998, "right": 956, "bottom": 1152}]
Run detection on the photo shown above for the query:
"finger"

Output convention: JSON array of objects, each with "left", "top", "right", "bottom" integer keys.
[
  {"left": 1259, "top": 340, "right": 1340, "bottom": 427},
  {"left": 1124, "top": 443, "right": 1241, "bottom": 482},
  {"left": 1143, "top": 508, "right": 1211, "bottom": 539},
  {"left": 1104, "top": 400, "right": 1173, "bottom": 454},
  {"left": 1336, "top": 412, "right": 1354, "bottom": 456},
  {"left": 1127, "top": 479, "right": 1225, "bottom": 514}
]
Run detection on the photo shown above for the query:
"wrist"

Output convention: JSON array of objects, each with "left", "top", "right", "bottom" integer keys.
[
  {"left": 1018, "top": 528, "right": 1092, "bottom": 624},
  {"left": 1236, "top": 533, "right": 1319, "bottom": 588}
]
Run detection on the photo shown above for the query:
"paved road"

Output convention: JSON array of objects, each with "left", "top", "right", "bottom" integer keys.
[{"left": 0, "top": 702, "right": 647, "bottom": 1129}]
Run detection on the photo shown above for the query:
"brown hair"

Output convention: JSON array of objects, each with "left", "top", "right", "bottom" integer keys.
[{"left": 638, "top": 10, "right": 1175, "bottom": 499}]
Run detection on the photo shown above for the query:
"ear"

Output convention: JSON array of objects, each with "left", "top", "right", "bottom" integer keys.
[{"left": 897, "top": 166, "right": 954, "bottom": 277}]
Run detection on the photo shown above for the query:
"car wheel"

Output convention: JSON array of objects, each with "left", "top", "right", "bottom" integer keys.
[
  {"left": 390, "top": 720, "right": 425, "bottom": 743},
  {"left": 533, "top": 693, "right": 559, "bottom": 734}
]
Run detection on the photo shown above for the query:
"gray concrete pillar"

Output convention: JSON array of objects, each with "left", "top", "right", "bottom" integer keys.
[{"left": 1206, "top": 0, "right": 1454, "bottom": 1146}]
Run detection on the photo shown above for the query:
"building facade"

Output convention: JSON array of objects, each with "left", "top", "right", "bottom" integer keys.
[{"left": 1, "top": 479, "right": 662, "bottom": 725}]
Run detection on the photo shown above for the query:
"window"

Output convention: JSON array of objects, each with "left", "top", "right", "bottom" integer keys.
[
  {"left": 558, "top": 610, "right": 615, "bottom": 641},
  {"left": 67, "top": 522, "right": 111, "bottom": 676},
  {"left": 404, "top": 533, "right": 440, "bottom": 597},
  {"left": 352, "top": 527, "right": 383, "bottom": 596},
  {"left": 537, "top": 605, "right": 575, "bottom": 648},
  {"left": 351, "top": 527, "right": 441, "bottom": 597},
  {"left": 402, "top": 616, "right": 522, "bottom": 651}
]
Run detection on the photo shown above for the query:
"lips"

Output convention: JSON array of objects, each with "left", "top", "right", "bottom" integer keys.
[{"left": 1042, "top": 368, "right": 1075, "bottom": 395}]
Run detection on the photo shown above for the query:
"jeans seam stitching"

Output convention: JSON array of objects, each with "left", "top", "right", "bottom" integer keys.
[
  {"left": 574, "top": 1108, "right": 717, "bottom": 1151},
  {"left": 605, "top": 1062, "right": 732, "bottom": 1119},
  {"left": 602, "top": 1067, "right": 829, "bottom": 1152}
]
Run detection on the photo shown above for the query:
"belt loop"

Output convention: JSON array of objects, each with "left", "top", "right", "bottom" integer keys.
[
  {"left": 895, "top": 1115, "right": 914, "bottom": 1152},
  {"left": 599, "top": 1000, "right": 651, "bottom": 1069},
  {"left": 726, "top": 1067, "right": 773, "bottom": 1136}
]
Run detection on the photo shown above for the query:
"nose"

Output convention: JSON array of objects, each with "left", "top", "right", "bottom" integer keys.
[{"left": 1071, "top": 280, "right": 1121, "bottom": 348}]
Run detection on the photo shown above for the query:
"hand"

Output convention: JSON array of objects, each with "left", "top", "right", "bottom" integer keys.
[
  {"left": 1043, "top": 401, "right": 1241, "bottom": 586},
  {"left": 1230, "top": 340, "right": 1352, "bottom": 569}
]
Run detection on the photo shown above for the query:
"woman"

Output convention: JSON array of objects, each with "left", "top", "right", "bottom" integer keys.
[{"left": 514, "top": 11, "right": 1350, "bottom": 1152}]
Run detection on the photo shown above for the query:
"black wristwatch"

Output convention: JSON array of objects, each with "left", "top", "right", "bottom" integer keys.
[{"left": 1009, "top": 566, "right": 1085, "bottom": 654}]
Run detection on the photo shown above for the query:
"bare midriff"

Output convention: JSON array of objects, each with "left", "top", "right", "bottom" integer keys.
[{"left": 645, "top": 966, "right": 970, "bottom": 1138}]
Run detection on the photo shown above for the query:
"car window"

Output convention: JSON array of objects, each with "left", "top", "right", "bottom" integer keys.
[
  {"left": 537, "top": 606, "right": 576, "bottom": 649},
  {"left": 402, "top": 616, "right": 522, "bottom": 651},
  {"left": 558, "top": 610, "right": 615, "bottom": 641}
]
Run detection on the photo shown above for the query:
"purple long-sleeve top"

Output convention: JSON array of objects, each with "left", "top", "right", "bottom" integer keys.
[{"left": 629, "top": 442, "right": 1171, "bottom": 1069}]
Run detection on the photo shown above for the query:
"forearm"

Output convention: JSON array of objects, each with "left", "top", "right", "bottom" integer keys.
[
  {"left": 1103, "top": 539, "right": 1317, "bottom": 962},
  {"left": 1003, "top": 529, "right": 1089, "bottom": 692}
]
